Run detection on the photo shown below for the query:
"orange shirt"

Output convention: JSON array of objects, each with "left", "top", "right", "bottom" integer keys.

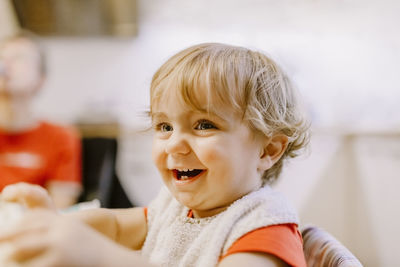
[
  {"left": 0, "top": 121, "right": 81, "bottom": 191},
  {"left": 144, "top": 208, "right": 306, "bottom": 267}
]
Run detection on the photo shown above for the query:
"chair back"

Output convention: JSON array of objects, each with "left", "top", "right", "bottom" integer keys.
[
  {"left": 80, "top": 137, "right": 132, "bottom": 208},
  {"left": 302, "top": 225, "right": 363, "bottom": 267}
]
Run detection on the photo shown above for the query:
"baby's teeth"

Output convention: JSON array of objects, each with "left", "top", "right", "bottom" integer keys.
[
  {"left": 189, "top": 169, "right": 194, "bottom": 171},
  {"left": 181, "top": 176, "right": 189, "bottom": 180}
]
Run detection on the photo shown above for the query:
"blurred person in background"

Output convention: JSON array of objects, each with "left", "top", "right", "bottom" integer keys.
[{"left": 0, "top": 31, "right": 81, "bottom": 208}]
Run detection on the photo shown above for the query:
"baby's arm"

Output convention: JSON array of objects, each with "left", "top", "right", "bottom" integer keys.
[
  {"left": 0, "top": 209, "right": 154, "bottom": 267},
  {"left": 218, "top": 252, "right": 288, "bottom": 267},
  {"left": 1, "top": 183, "right": 148, "bottom": 250},
  {"left": 65, "top": 207, "right": 147, "bottom": 250}
]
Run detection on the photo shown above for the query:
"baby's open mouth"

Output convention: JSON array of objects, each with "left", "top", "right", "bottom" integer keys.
[{"left": 173, "top": 169, "right": 204, "bottom": 180}]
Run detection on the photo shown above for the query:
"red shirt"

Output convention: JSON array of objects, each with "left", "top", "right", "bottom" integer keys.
[{"left": 0, "top": 121, "right": 81, "bottom": 191}]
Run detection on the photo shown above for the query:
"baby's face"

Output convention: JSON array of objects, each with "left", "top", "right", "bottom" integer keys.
[
  {"left": 151, "top": 88, "right": 264, "bottom": 218},
  {"left": 0, "top": 38, "right": 42, "bottom": 97}
]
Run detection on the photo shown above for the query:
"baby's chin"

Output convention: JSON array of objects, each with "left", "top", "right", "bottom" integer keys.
[{"left": 170, "top": 191, "right": 200, "bottom": 209}]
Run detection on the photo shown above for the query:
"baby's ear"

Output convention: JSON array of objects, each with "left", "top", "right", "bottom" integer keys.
[{"left": 258, "top": 134, "right": 289, "bottom": 172}]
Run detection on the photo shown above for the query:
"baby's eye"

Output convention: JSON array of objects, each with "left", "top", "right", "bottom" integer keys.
[
  {"left": 194, "top": 120, "right": 217, "bottom": 130},
  {"left": 156, "top": 123, "right": 173, "bottom": 132}
]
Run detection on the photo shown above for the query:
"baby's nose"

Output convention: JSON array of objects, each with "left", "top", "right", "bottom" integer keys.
[{"left": 165, "top": 132, "right": 191, "bottom": 155}]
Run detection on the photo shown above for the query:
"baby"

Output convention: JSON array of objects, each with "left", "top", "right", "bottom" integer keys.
[{"left": 0, "top": 43, "right": 310, "bottom": 267}]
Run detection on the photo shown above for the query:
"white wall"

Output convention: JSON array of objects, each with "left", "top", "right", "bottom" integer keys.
[
  {"left": 3, "top": 0, "right": 400, "bottom": 265},
  {"left": 275, "top": 132, "right": 400, "bottom": 266},
  {"left": 34, "top": 0, "right": 400, "bottom": 130}
]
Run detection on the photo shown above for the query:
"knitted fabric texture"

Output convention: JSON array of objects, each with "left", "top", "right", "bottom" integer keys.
[{"left": 141, "top": 185, "right": 299, "bottom": 267}]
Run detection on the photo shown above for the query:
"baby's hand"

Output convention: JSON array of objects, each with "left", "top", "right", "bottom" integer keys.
[
  {"left": 1, "top": 182, "right": 55, "bottom": 210},
  {"left": 0, "top": 210, "right": 123, "bottom": 267}
]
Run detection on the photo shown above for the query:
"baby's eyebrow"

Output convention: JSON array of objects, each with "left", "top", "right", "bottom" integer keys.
[
  {"left": 195, "top": 109, "right": 229, "bottom": 121},
  {"left": 150, "top": 112, "right": 167, "bottom": 120},
  {"left": 150, "top": 110, "right": 229, "bottom": 124}
]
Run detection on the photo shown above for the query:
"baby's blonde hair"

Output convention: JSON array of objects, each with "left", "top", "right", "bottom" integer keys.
[{"left": 150, "top": 43, "right": 310, "bottom": 183}]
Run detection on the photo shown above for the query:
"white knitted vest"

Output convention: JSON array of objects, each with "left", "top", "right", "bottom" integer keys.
[{"left": 141, "top": 185, "right": 298, "bottom": 267}]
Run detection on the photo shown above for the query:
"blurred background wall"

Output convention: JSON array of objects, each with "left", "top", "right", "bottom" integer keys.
[{"left": 1, "top": 0, "right": 399, "bottom": 265}]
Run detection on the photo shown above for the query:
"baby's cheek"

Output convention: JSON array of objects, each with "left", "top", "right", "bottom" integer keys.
[
  {"left": 198, "top": 144, "right": 225, "bottom": 163},
  {"left": 151, "top": 141, "right": 164, "bottom": 167}
]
